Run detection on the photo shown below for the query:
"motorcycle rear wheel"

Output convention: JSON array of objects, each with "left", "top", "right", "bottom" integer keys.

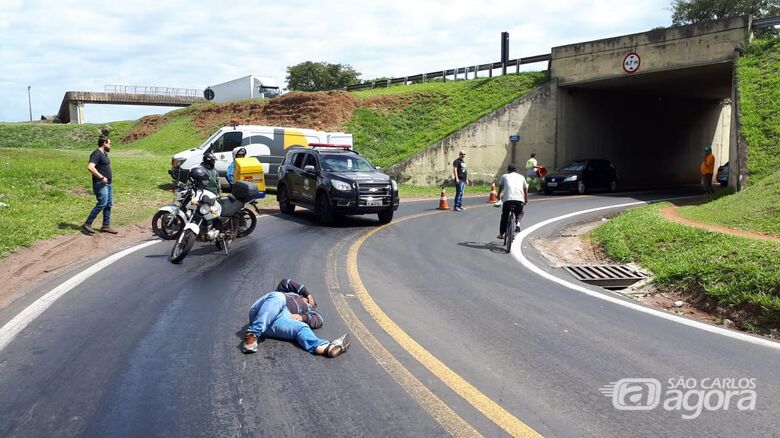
[
  {"left": 169, "top": 229, "right": 196, "bottom": 264},
  {"left": 152, "top": 210, "right": 184, "bottom": 240}
]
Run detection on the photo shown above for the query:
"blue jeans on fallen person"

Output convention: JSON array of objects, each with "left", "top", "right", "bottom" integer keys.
[
  {"left": 247, "top": 291, "right": 328, "bottom": 353},
  {"left": 86, "top": 181, "right": 112, "bottom": 226},
  {"left": 454, "top": 180, "right": 465, "bottom": 208}
]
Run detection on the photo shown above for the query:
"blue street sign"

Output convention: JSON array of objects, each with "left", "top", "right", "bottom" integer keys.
[{"left": 509, "top": 135, "right": 520, "bottom": 142}]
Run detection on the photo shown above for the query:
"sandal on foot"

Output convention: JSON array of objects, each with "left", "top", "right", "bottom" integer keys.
[{"left": 324, "top": 334, "right": 350, "bottom": 358}]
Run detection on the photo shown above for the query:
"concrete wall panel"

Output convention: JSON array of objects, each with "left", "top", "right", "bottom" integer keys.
[{"left": 386, "top": 81, "right": 558, "bottom": 186}]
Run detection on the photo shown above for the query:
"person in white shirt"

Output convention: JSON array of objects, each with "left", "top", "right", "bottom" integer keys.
[{"left": 496, "top": 163, "right": 529, "bottom": 240}]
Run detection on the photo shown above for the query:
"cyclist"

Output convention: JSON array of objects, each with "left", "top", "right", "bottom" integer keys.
[{"left": 497, "top": 163, "right": 528, "bottom": 240}]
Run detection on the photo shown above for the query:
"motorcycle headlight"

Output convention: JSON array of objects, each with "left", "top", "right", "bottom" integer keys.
[
  {"left": 332, "top": 180, "right": 352, "bottom": 191},
  {"left": 564, "top": 175, "right": 578, "bottom": 182},
  {"left": 199, "top": 204, "right": 211, "bottom": 215}
]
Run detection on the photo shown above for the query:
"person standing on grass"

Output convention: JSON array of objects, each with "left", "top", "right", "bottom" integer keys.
[
  {"left": 82, "top": 135, "right": 117, "bottom": 235},
  {"left": 700, "top": 146, "right": 715, "bottom": 195},
  {"left": 452, "top": 150, "right": 468, "bottom": 211}
]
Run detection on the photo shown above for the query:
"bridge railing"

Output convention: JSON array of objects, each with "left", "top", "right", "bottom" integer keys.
[
  {"left": 104, "top": 85, "right": 202, "bottom": 97},
  {"left": 345, "top": 54, "right": 550, "bottom": 91}
]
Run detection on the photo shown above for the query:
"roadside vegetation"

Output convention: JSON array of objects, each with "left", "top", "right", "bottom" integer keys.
[
  {"left": 592, "top": 204, "right": 780, "bottom": 331},
  {"left": 591, "top": 38, "right": 780, "bottom": 331},
  {"left": 0, "top": 74, "right": 534, "bottom": 257}
]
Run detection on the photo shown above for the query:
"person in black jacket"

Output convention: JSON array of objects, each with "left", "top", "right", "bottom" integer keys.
[
  {"left": 242, "top": 278, "right": 350, "bottom": 357},
  {"left": 82, "top": 135, "right": 118, "bottom": 235}
]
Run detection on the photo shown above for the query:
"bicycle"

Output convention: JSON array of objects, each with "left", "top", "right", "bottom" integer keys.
[{"left": 503, "top": 202, "right": 524, "bottom": 253}]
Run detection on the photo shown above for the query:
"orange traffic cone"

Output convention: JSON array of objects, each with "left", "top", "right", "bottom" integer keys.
[
  {"left": 487, "top": 182, "right": 498, "bottom": 203},
  {"left": 437, "top": 187, "right": 449, "bottom": 210}
]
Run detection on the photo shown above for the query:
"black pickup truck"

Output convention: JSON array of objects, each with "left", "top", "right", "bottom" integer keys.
[{"left": 276, "top": 145, "right": 399, "bottom": 225}]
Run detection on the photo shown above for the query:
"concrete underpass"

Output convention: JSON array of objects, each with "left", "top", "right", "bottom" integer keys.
[
  {"left": 557, "top": 62, "right": 733, "bottom": 188},
  {"left": 390, "top": 16, "right": 751, "bottom": 190}
]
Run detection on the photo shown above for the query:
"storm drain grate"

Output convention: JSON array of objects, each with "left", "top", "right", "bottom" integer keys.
[{"left": 562, "top": 264, "right": 648, "bottom": 290}]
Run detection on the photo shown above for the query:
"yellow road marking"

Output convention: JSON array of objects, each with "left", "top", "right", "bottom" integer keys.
[
  {"left": 325, "top": 238, "right": 481, "bottom": 438},
  {"left": 344, "top": 212, "right": 543, "bottom": 437}
]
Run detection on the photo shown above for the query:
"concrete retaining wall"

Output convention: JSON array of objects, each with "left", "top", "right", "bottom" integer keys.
[{"left": 386, "top": 81, "right": 558, "bottom": 186}]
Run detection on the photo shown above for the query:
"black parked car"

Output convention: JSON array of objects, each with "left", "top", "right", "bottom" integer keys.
[
  {"left": 716, "top": 162, "right": 729, "bottom": 188},
  {"left": 542, "top": 159, "right": 618, "bottom": 195},
  {"left": 277, "top": 146, "right": 399, "bottom": 225}
]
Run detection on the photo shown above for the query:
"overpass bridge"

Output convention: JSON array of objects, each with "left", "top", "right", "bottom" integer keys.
[{"left": 57, "top": 85, "right": 206, "bottom": 124}]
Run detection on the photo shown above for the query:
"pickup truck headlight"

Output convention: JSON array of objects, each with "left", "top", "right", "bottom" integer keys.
[
  {"left": 332, "top": 180, "right": 352, "bottom": 191},
  {"left": 564, "top": 175, "right": 578, "bottom": 182},
  {"left": 391, "top": 180, "right": 398, "bottom": 191}
]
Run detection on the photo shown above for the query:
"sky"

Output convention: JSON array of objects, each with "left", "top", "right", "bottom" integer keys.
[{"left": 0, "top": 0, "right": 673, "bottom": 123}]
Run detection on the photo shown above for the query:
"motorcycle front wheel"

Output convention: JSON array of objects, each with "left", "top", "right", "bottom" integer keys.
[
  {"left": 169, "top": 229, "right": 196, "bottom": 264},
  {"left": 152, "top": 210, "right": 184, "bottom": 240},
  {"left": 236, "top": 208, "right": 257, "bottom": 238}
]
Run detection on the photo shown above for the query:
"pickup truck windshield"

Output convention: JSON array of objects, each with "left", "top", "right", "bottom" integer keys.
[{"left": 321, "top": 155, "right": 376, "bottom": 172}]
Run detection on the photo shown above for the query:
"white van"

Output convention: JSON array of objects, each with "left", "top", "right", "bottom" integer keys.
[{"left": 169, "top": 125, "right": 353, "bottom": 191}]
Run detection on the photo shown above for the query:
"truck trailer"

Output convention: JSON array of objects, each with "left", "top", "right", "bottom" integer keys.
[{"left": 204, "top": 75, "right": 281, "bottom": 102}]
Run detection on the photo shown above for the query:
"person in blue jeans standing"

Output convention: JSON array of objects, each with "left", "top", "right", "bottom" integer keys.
[
  {"left": 82, "top": 135, "right": 118, "bottom": 235},
  {"left": 243, "top": 279, "right": 350, "bottom": 357},
  {"left": 452, "top": 150, "right": 468, "bottom": 211}
]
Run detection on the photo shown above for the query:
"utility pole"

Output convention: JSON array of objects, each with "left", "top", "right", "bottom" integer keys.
[{"left": 27, "top": 86, "right": 32, "bottom": 121}]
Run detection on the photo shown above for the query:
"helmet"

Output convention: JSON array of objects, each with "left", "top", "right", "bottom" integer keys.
[
  {"left": 188, "top": 166, "right": 210, "bottom": 188},
  {"left": 202, "top": 153, "right": 216, "bottom": 169},
  {"left": 233, "top": 147, "right": 247, "bottom": 159},
  {"left": 507, "top": 163, "right": 517, "bottom": 172}
]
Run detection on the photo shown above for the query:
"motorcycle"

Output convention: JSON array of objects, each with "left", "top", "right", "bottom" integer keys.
[
  {"left": 153, "top": 181, "right": 258, "bottom": 240},
  {"left": 169, "top": 180, "right": 260, "bottom": 264}
]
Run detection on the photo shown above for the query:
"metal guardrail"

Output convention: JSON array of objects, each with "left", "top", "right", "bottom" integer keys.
[
  {"left": 752, "top": 16, "right": 780, "bottom": 28},
  {"left": 346, "top": 54, "right": 551, "bottom": 91},
  {"left": 104, "top": 85, "right": 202, "bottom": 97}
]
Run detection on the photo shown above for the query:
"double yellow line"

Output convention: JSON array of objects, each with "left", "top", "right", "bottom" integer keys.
[{"left": 328, "top": 208, "right": 542, "bottom": 437}]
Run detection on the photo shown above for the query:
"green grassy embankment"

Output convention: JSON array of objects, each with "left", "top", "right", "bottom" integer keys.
[
  {"left": 0, "top": 73, "right": 544, "bottom": 257},
  {"left": 349, "top": 73, "right": 549, "bottom": 168}
]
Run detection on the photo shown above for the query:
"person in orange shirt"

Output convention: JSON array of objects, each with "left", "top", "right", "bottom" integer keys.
[{"left": 700, "top": 146, "right": 715, "bottom": 195}]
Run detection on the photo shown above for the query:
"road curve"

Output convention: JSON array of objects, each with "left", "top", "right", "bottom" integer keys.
[{"left": 0, "top": 191, "right": 777, "bottom": 437}]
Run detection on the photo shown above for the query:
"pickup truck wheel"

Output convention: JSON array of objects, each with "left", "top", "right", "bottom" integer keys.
[
  {"left": 609, "top": 180, "right": 617, "bottom": 192},
  {"left": 378, "top": 209, "right": 393, "bottom": 224},
  {"left": 317, "top": 193, "right": 334, "bottom": 226},
  {"left": 277, "top": 184, "right": 295, "bottom": 214}
]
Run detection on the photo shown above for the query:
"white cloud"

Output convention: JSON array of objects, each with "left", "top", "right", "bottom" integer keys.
[{"left": 0, "top": 0, "right": 672, "bottom": 123}]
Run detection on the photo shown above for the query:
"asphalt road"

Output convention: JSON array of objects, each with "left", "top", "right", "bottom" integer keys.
[{"left": 0, "top": 191, "right": 778, "bottom": 437}]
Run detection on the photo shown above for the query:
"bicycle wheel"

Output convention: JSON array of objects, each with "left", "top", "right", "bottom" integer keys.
[{"left": 505, "top": 211, "right": 515, "bottom": 253}]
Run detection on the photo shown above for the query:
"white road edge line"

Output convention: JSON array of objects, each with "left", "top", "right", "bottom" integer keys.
[
  {"left": 514, "top": 201, "right": 780, "bottom": 351},
  {"left": 0, "top": 240, "right": 160, "bottom": 352}
]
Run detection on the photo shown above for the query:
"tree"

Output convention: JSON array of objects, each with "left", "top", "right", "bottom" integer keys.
[
  {"left": 671, "top": 0, "right": 780, "bottom": 26},
  {"left": 286, "top": 61, "right": 361, "bottom": 91}
]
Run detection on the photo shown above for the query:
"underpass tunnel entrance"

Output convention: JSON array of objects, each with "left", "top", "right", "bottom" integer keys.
[{"left": 556, "top": 62, "right": 733, "bottom": 189}]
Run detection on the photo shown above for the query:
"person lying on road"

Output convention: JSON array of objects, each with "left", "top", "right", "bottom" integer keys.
[{"left": 242, "top": 278, "right": 350, "bottom": 357}]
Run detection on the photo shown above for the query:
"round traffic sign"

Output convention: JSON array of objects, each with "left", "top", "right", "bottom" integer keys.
[{"left": 623, "top": 52, "right": 640, "bottom": 73}]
